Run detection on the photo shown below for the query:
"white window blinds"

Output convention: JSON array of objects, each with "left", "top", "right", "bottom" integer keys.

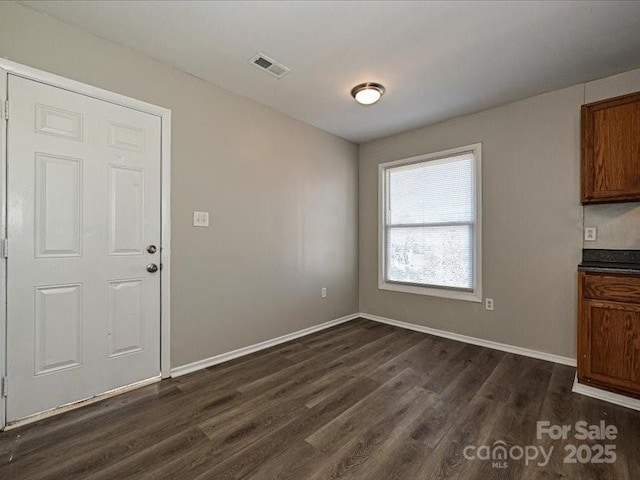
[{"left": 384, "top": 152, "right": 476, "bottom": 291}]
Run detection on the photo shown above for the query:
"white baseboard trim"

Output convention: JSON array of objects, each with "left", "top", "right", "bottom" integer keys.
[
  {"left": 171, "top": 310, "right": 577, "bottom": 379},
  {"left": 572, "top": 374, "right": 640, "bottom": 412},
  {"left": 359, "top": 312, "right": 577, "bottom": 367},
  {"left": 170, "top": 313, "right": 361, "bottom": 378}
]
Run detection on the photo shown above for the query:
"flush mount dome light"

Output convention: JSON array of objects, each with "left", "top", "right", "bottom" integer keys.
[{"left": 351, "top": 82, "right": 385, "bottom": 105}]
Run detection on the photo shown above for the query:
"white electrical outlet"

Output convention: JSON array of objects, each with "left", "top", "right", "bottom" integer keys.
[
  {"left": 321, "top": 287, "right": 327, "bottom": 298},
  {"left": 193, "top": 211, "right": 209, "bottom": 227},
  {"left": 584, "top": 227, "right": 597, "bottom": 242},
  {"left": 485, "top": 298, "right": 494, "bottom": 311}
]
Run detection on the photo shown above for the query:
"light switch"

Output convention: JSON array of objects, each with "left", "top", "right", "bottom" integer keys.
[
  {"left": 193, "top": 211, "right": 209, "bottom": 227},
  {"left": 584, "top": 227, "right": 597, "bottom": 242}
]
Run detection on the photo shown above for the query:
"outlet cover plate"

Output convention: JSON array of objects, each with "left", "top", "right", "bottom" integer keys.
[
  {"left": 485, "top": 298, "right": 494, "bottom": 311},
  {"left": 584, "top": 227, "right": 597, "bottom": 242}
]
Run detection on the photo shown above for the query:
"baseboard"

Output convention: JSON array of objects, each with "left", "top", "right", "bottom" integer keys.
[
  {"left": 572, "top": 374, "right": 640, "bottom": 412},
  {"left": 170, "top": 313, "right": 361, "bottom": 378},
  {"left": 171, "top": 310, "right": 577, "bottom": 379},
  {"left": 359, "top": 312, "right": 577, "bottom": 367}
]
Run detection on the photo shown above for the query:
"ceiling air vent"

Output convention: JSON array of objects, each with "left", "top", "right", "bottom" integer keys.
[{"left": 249, "top": 53, "right": 290, "bottom": 79}]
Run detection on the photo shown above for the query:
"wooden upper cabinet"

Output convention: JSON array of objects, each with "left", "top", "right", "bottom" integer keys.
[{"left": 581, "top": 91, "right": 640, "bottom": 204}]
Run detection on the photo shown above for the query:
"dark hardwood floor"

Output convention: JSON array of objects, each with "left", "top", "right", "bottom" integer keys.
[{"left": 1, "top": 318, "right": 639, "bottom": 479}]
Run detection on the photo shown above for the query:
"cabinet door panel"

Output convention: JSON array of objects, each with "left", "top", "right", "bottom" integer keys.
[
  {"left": 582, "top": 91, "right": 640, "bottom": 204},
  {"left": 580, "top": 299, "right": 640, "bottom": 395},
  {"left": 593, "top": 103, "right": 640, "bottom": 196}
]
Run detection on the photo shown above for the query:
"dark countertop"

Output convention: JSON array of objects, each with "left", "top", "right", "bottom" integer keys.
[{"left": 579, "top": 249, "right": 640, "bottom": 275}]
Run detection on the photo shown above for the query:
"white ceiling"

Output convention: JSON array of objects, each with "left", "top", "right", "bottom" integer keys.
[{"left": 19, "top": 1, "right": 640, "bottom": 143}]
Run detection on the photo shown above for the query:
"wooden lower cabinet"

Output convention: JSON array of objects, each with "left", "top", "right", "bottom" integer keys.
[{"left": 578, "top": 271, "right": 640, "bottom": 397}]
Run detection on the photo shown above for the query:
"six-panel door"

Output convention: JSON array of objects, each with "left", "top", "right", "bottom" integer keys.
[{"left": 6, "top": 75, "right": 162, "bottom": 422}]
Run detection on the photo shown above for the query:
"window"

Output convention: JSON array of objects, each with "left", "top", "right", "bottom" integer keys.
[{"left": 378, "top": 144, "right": 482, "bottom": 302}]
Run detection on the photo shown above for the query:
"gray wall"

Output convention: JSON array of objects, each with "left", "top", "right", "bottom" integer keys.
[
  {"left": 3, "top": 1, "right": 640, "bottom": 367},
  {"left": 360, "top": 68, "right": 640, "bottom": 360},
  {"left": 0, "top": 2, "right": 359, "bottom": 368}
]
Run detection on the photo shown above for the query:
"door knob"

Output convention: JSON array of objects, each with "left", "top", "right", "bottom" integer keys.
[
  {"left": 147, "top": 263, "right": 159, "bottom": 273},
  {"left": 147, "top": 245, "right": 157, "bottom": 254}
]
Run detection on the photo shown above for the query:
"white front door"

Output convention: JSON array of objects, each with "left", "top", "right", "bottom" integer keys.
[{"left": 6, "top": 74, "right": 162, "bottom": 422}]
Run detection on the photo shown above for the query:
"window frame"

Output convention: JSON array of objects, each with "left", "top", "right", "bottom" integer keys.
[{"left": 378, "top": 143, "right": 482, "bottom": 302}]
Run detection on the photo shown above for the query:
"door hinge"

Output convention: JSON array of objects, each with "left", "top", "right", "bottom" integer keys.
[
  {"left": 1, "top": 238, "right": 7, "bottom": 258},
  {"left": 1, "top": 377, "right": 7, "bottom": 397},
  {"left": 2, "top": 101, "right": 8, "bottom": 121}
]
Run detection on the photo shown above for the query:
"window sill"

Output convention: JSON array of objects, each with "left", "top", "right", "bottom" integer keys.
[{"left": 378, "top": 280, "right": 482, "bottom": 303}]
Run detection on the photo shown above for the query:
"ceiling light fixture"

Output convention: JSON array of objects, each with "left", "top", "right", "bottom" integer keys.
[{"left": 351, "top": 82, "right": 385, "bottom": 105}]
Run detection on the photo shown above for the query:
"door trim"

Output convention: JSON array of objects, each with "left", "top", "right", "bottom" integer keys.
[{"left": 0, "top": 58, "right": 172, "bottom": 429}]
